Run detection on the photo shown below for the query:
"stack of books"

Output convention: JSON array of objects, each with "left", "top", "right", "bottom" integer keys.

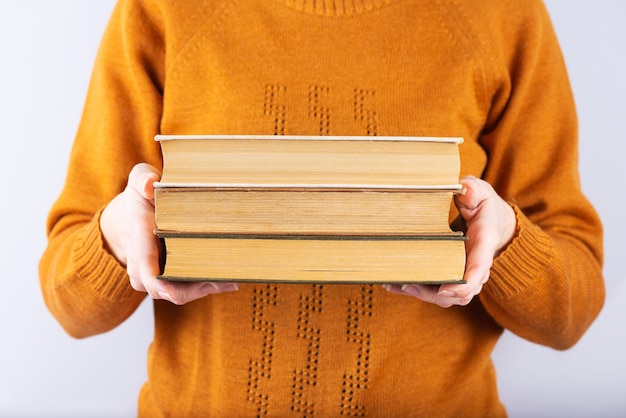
[{"left": 154, "top": 135, "right": 466, "bottom": 284}]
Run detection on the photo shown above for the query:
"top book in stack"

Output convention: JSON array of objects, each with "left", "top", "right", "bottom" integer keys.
[{"left": 156, "top": 135, "right": 463, "bottom": 189}]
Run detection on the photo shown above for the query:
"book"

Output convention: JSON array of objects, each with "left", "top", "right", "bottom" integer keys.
[
  {"left": 154, "top": 134, "right": 467, "bottom": 284},
  {"left": 156, "top": 233, "right": 467, "bottom": 284},
  {"left": 154, "top": 186, "right": 461, "bottom": 236},
  {"left": 156, "top": 135, "right": 463, "bottom": 188}
]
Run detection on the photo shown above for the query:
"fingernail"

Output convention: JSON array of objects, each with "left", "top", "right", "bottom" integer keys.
[
  {"left": 199, "top": 283, "right": 218, "bottom": 295},
  {"left": 221, "top": 283, "right": 239, "bottom": 292},
  {"left": 401, "top": 284, "right": 420, "bottom": 297},
  {"left": 438, "top": 290, "right": 457, "bottom": 297},
  {"left": 157, "top": 290, "right": 171, "bottom": 301}
]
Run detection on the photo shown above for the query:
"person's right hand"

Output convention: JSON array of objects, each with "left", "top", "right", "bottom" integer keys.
[{"left": 100, "top": 163, "right": 239, "bottom": 304}]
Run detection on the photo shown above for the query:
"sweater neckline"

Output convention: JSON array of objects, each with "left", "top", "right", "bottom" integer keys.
[{"left": 273, "top": 0, "right": 393, "bottom": 16}]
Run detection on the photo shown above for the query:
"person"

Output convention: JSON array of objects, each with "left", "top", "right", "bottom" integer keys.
[{"left": 39, "top": 0, "right": 605, "bottom": 416}]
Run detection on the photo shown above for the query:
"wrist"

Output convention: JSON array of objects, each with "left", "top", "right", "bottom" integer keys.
[
  {"left": 100, "top": 194, "right": 127, "bottom": 266},
  {"left": 496, "top": 202, "right": 518, "bottom": 256}
]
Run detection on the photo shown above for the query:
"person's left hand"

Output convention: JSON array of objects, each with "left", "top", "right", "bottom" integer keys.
[{"left": 384, "top": 176, "right": 517, "bottom": 307}]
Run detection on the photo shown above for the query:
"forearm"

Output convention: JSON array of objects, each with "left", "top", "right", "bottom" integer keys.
[
  {"left": 39, "top": 210, "right": 145, "bottom": 338},
  {"left": 481, "top": 205, "right": 604, "bottom": 349},
  {"left": 469, "top": 1, "right": 605, "bottom": 348},
  {"left": 39, "top": 0, "right": 166, "bottom": 337}
]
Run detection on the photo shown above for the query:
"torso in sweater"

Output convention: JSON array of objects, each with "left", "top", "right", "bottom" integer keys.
[
  {"left": 143, "top": 1, "right": 506, "bottom": 416},
  {"left": 40, "top": 0, "right": 605, "bottom": 416}
]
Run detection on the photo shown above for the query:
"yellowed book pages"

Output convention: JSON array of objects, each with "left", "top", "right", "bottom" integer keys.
[
  {"left": 156, "top": 135, "right": 463, "bottom": 188},
  {"left": 154, "top": 187, "right": 462, "bottom": 236},
  {"left": 157, "top": 234, "right": 467, "bottom": 284}
]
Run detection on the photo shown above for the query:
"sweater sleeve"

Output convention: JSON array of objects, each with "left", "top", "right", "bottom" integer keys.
[
  {"left": 39, "top": 0, "right": 165, "bottom": 338},
  {"left": 474, "top": 0, "right": 604, "bottom": 349}
]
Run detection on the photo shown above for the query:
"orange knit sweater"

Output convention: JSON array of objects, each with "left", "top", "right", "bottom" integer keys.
[{"left": 40, "top": 0, "right": 605, "bottom": 416}]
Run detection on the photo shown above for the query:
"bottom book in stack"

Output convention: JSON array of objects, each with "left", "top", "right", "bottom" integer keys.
[{"left": 156, "top": 232, "right": 467, "bottom": 285}]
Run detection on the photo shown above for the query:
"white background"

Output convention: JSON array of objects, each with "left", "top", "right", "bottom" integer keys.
[{"left": 0, "top": 1, "right": 624, "bottom": 417}]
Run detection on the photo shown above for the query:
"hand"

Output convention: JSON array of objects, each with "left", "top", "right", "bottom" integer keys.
[
  {"left": 384, "top": 176, "right": 516, "bottom": 307},
  {"left": 100, "top": 163, "right": 239, "bottom": 304}
]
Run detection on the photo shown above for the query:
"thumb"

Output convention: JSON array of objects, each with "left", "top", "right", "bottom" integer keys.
[
  {"left": 455, "top": 175, "right": 483, "bottom": 212},
  {"left": 128, "top": 163, "right": 161, "bottom": 200}
]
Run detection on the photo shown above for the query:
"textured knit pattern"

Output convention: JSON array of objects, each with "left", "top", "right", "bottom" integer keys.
[{"left": 40, "top": 0, "right": 604, "bottom": 416}]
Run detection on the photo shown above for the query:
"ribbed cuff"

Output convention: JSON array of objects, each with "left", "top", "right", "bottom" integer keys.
[
  {"left": 487, "top": 204, "right": 560, "bottom": 300},
  {"left": 72, "top": 209, "right": 138, "bottom": 302}
]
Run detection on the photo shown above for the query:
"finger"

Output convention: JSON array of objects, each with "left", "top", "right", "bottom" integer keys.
[
  {"left": 456, "top": 176, "right": 517, "bottom": 253},
  {"left": 382, "top": 284, "right": 405, "bottom": 295},
  {"left": 124, "top": 196, "right": 160, "bottom": 285},
  {"left": 124, "top": 165, "right": 162, "bottom": 293},
  {"left": 127, "top": 230, "right": 162, "bottom": 294},
  {"left": 435, "top": 263, "right": 490, "bottom": 306},
  {"left": 465, "top": 236, "right": 495, "bottom": 280},
  {"left": 383, "top": 284, "right": 456, "bottom": 308},
  {"left": 152, "top": 281, "right": 240, "bottom": 305},
  {"left": 401, "top": 284, "right": 439, "bottom": 304}
]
